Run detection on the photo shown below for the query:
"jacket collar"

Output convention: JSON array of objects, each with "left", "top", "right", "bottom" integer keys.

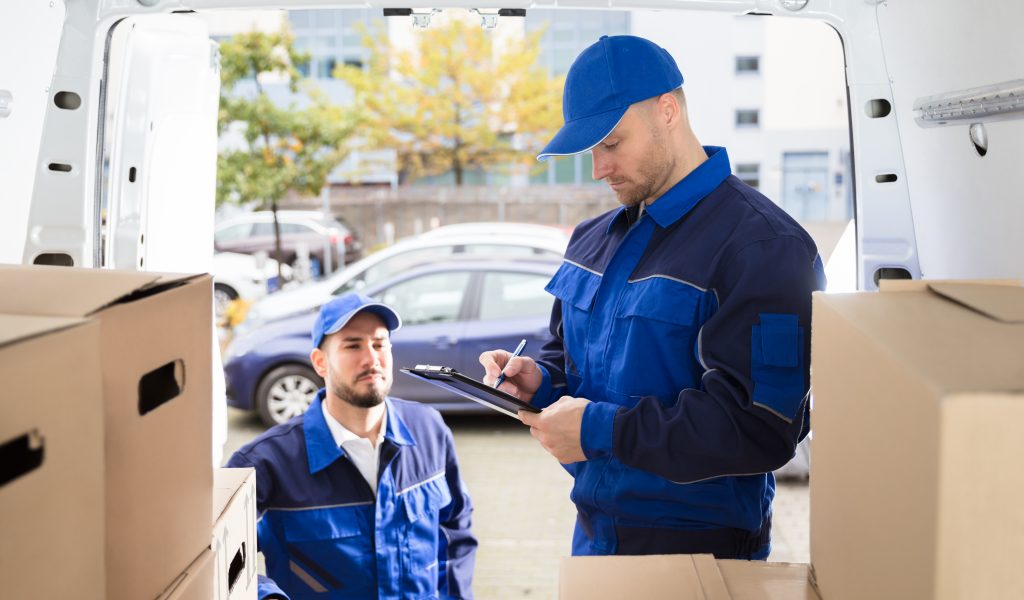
[
  {"left": 305, "top": 390, "right": 417, "bottom": 475},
  {"left": 608, "top": 145, "right": 731, "bottom": 232}
]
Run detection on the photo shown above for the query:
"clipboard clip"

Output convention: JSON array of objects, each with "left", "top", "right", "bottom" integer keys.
[{"left": 413, "top": 364, "right": 454, "bottom": 374}]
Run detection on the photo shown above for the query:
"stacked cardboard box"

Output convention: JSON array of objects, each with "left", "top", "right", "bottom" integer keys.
[
  {"left": 810, "top": 281, "right": 1024, "bottom": 599},
  {"left": 0, "top": 315, "right": 106, "bottom": 599},
  {"left": 559, "top": 554, "right": 819, "bottom": 599},
  {"left": 0, "top": 265, "right": 215, "bottom": 599},
  {"left": 213, "top": 468, "right": 258, "bottom": 599}
]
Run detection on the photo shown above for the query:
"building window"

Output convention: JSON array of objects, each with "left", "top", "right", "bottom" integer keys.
[
  {"left": 735, "top": 109, "right": 760, "bottom": 128},
  {"left": 735, "top": 163, "right": 760, "bottom": 189},
  {"left": 735, "top": 56, "right": 760, "bottom": 74}
]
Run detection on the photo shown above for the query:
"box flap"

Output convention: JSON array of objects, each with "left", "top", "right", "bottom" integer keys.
[
  {"left": 0, "top": 314, "right": 88, "bottom": 348},
  {"left": 928, "top": 283, "right": 1024, "bottom": 323},
  {"left": 0, "top": 265, "right": 202, "bottom": 317},
  {"left": 559, "top": 554, "right": 731, "bottom": 599},
  {"left": 214, "top": 467, "right": 255, "bottom": 523},
  {"left": 815, "top": 286, "right": 1024, "bottom": 394}
]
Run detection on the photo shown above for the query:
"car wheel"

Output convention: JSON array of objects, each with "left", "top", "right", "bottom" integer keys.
[
  {"left": 213, "top": 284, "right": 238, "bottom": 321},
  {"left": 255, "top": 364, "right": 324, "bottom": 427}
]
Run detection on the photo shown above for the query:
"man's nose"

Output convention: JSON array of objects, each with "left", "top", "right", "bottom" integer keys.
[{"left": 591, "top": 150, "right": 612, "bottom": 181}]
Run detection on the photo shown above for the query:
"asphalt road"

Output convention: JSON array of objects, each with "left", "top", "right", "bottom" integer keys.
[{"left": 225, "top": 408, "right": 809, "bottom": 598}]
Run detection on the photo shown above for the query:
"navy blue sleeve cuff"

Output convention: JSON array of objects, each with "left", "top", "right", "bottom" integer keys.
[
  {"left": 531, "top": 364, "right": 558, "bottom": 409},
  {"left": 581, "top": 401, "right": 618, "bottom": 460}
]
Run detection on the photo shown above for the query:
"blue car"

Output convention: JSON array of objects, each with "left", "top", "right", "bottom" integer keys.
[{"left": 224, "top": 259, "right": 559, "bottom": 426}]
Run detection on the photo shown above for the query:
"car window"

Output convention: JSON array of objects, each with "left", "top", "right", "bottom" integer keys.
[
  {"left": 250, "top": 222, "right": 314, "bottom": 236},
  {"left": 334, "top": 246, "right": 458, "bottom": 295},
  {"left": 214, "top": 223, "right": 252, "bottom": 242},
  {"left": 460, "top": 243, "right": 556, "bottom": 258},
  {"left": 374, "top": 271, "right": 472, "bottom": 326},
  {"left": 478, "top": 271, "right": 554, "bottom": 321}
]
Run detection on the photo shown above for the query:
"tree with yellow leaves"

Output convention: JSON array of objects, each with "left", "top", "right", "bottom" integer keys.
[
  {"left": 337, "top": 19, "right": 564, "bottom": 185},
  {"left": 217, "top": 27, "right": 360, "bottom": 280}
]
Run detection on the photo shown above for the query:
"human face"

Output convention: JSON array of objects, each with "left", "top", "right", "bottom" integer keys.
[
  {"left": 312, "top": 311, "right": 393, "bottom": 409},
  {"left": 590, "top": 100, "right": 675, "bottom": 207}
]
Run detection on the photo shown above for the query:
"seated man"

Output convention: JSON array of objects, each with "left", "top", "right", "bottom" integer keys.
[{"left": 228, "top": 293, "right": 477, "bottom": 599}]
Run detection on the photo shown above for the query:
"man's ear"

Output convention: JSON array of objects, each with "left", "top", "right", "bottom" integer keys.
[
  {"left": 657, "top": 93, "right": 681, "bottom": 128},
  {"left": 310, "top": 347, "right": 328, "bottom": 378}
]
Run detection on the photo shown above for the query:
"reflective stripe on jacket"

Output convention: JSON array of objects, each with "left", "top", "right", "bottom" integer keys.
[
  {"left": 227, "top": 393, "right": 477, "bottom": 599},
  {"left": 533, "top": 146, "right": 826, "bottom": 556}
]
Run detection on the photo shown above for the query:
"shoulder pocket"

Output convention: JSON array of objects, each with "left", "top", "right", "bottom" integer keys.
[
  {"left": 751, "top": 313, "right": 806, "bottom": 421},
  {"left": 545, "top": 261, "right": 600, "bottom": 311}
]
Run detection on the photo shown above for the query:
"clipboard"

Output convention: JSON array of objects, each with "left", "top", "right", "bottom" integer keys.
[{"left": 400, "top": 365, "right": 541, "bottom": 418}]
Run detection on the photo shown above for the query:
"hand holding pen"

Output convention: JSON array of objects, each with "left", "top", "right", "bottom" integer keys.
[{"left": 494, "top": 338, "right": 528, "bottom": 389}]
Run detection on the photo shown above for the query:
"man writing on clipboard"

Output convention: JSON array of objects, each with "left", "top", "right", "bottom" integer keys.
[{"left": 479, "top": 35, "right": 824, "bottom": 560}]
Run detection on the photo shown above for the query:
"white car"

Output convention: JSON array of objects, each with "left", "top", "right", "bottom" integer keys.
[
  {"left": 419, "top": 222, "right": 572, "bottom": 241},
  {"left": 211, "top": 252, "right": 291, "bottom": 319},
  {"left": 240, "top": 231, "right": 569, "bottom": 330}
]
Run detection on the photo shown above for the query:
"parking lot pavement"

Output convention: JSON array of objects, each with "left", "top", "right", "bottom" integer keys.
[{"left": 225, "top": 408, "right": 809, "bottom": 597}]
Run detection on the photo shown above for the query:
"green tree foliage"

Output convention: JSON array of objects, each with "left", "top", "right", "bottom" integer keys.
[
  {"left": 216, "top": 27, "right": 359, "bottom": 277},
  {"left": 337, "top": 19, "right": 564, "bottom": 185}
]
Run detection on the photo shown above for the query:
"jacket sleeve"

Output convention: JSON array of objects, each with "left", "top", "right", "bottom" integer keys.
[
  {"left": 224, "top": 451, "right": 291, "bottom": 600},
  {"left": 581, "top": 236, "right": 824, "bottom": 482},
  {"left": 436, "top": 425, "right": 478, "bottom": 599}
]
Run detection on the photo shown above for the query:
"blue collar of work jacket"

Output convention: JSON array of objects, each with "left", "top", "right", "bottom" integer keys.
[
  {"left": 303, "top": 391, "right": 417, "bottom": 475},
  {"left": 607, "top": 146, "right": 731, "bottom": 233}
]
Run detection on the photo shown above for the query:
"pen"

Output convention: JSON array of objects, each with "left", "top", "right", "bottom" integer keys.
[{"left": 494, "top": 338, "right": 528, "bottom": 389}]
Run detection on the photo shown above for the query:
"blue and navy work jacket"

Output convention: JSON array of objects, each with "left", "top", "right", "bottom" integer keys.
[
  {"left": 226, "top": 393, "right": 477, "bottom": 599},
  {"left": 532, "top": 146, "right": 825, "bottom": 557}
]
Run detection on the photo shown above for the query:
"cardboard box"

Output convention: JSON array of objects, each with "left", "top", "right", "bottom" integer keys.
[
  {"left": 156, "top": 548, "right": 215, "bottom": 600},
  {"left": 560, "top": 554, "right": 818, "bottom": 599},
  {"left": 718, "top": 560, "right": 820, "bottom": 599},
  {"left": 810, "top": 281, "right": 1024, "bottom": 600},
  {"left": 213, "top": 468, "right": 257, "bottom": 600},
  {"left": 0, "top": 315, "right": 105, "bottom": 598},
  {"left": 0, "top": 265, "right": 214, "bottom": 600}
]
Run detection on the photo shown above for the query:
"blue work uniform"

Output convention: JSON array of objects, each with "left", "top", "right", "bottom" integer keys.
[
  {"left": 226, "top": 393, "right": 477, "bottom": 599},
  {"left": 532, "top": 146, "right": 825, "bottom": 559}
]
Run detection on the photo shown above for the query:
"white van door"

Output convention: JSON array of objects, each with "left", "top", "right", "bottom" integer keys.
[{"left": 101, "top": 14, "right": 220, "bottom": 273}]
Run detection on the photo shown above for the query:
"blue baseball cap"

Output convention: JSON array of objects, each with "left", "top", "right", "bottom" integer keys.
[
  {"left": 537, "top": 35, "right": 683, "bottom": 161},
  {"left": 312, "top": 293, "right": 402, "bottom": 349}
]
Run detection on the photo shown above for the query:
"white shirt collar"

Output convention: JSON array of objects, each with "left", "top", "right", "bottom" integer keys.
[{"left": 321, "top": 399, "right": 387, "bottom": 448}]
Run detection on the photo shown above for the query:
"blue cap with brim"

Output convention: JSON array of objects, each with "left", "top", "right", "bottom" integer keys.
[
  {"left": 537, "top": 35, "right": 684, "bottom": 162},
  {"left": 312, "top": 292, "right": 402, "bottom": 349}
]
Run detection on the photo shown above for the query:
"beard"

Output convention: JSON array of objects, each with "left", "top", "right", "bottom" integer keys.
[
  {"left": 610, "top": 124, "right": 674, "bottom": 207},
  {"left": 329, "top": 367, "right": 392, "bottom": 408}
]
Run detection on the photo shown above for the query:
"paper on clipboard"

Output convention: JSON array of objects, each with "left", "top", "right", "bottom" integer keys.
[{"left": 400, "top": 365, "right": 540, "bottom": 419}]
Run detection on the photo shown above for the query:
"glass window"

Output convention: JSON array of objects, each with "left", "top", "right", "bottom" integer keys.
[
  {"left": 735, "top": 56, "right": 760, "bottom": 74},
  {"left": 735, "top": 109, "right": 760, "bottom": 127},
  {"left": 335, "top": 246, "right": 458, "bottom": 295},
  {"left": 735, "top": 163, "right": 760, "bottom": 190},
  {"left": 554, "top": 155, "right": 576, "bottom": 184},
  {"left": 375, "top": 271, "right": 472, "bottom": 326},
  {"left": 250, "top": 223, "right": 276, "bottom": 237},
  {"left": 579, "top": 153, "right": 595, "bottom": 183},
  {"left": 479, "top": 272, "right": 555, "bottom": 321},
  {"left": 460, "top": 244, "right": 549, "bottom": 258},
  {"left": 214, "top": 223, "right": 252, "bottom": 242}
]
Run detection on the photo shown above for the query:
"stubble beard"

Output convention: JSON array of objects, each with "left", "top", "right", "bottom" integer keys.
[
  {"left": 330, "top": 367, "right": 392, "bottom": 409},
  {"left": 612, "top": 132, "right": 673, "bottom": 208}
]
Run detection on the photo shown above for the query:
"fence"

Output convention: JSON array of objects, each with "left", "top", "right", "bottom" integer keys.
[{"left": 282, "top": 185, "right": 621, "bottom": 252}]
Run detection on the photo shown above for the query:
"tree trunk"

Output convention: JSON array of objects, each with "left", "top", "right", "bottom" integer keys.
[{"left": 271, "top": 200, "right": 286, "bottom": 286}]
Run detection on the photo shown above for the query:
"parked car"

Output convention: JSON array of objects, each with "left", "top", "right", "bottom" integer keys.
[
  {"left": 418, "top": 221, "right": 573, "bottom": 241},
  {"left": 210, "top": 252, "right": 290, "bottom": 321},
  {"left": 214, "top": 210, "right": 363, "bottom": 272},
  {"left": 224, "top": 259, "right": 559, "bottom": 426},
  {"left": 239, "top": 230, "right": 569, "bottom": 332}
]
